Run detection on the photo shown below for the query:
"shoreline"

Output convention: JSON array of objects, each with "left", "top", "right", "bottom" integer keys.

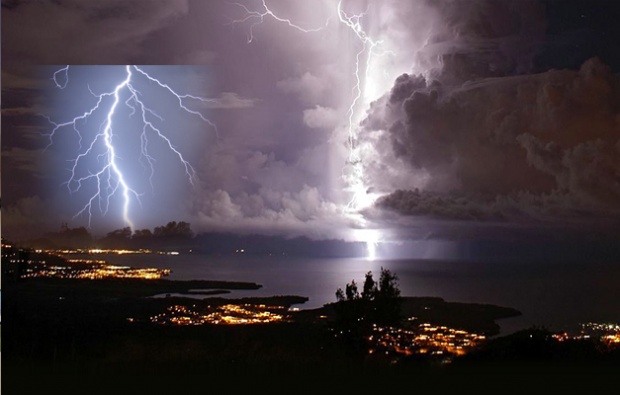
[
  {"left": 4, "top": 276, "right": 520, "bottom": 336},
  {"left": 4, "top": 275, "right": 618, "bottom": 377}
]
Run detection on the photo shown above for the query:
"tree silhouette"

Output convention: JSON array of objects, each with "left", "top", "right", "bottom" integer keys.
[
  {"left": 333, "top": 268, "right": 403, "bottom": 341},
  {"left": 362, "top": 271, "right": 377, "bottom": 300},
  {"left": 345, "top": 279, "right": 359, "bottom": 301},
  {"left": 335, "top": 288, "right": 345, "bottom": 302},
  {"left": 133, "top": 229, "right": 153, "bottom": 239},
  {"left": 154, "top": 221, "right": 193, "bottom": 239},
  {"left": 45, "top": 225, "right": 93, "bottom": 248},
  {"left": 374, "top": 267, "right": 402, "bottom": 325},
  {"left": 106, "top": 227, "right": 132, "bottom": 240}
]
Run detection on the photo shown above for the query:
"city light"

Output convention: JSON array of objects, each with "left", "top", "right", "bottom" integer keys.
[
  {"left": 552, "top": 322, "right": 620, "bottom": 347},
  {"left": 150, "top": 304, "right": 288, "bottom": 325},
  {"left": 21, "top": 266, "right": 170, "bottom": 280},
  {"left": 368, "top": 322, "right": 487, "bottom": 357}
]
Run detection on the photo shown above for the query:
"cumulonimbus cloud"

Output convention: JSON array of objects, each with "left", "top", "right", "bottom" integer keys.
[{"left": 364, "top": 57, "right": 620, "bottom": 222}]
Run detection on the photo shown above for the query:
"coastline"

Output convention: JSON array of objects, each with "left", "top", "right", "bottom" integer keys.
[{"left": 4, "top": 276, "right": 519, "bottom": 335}]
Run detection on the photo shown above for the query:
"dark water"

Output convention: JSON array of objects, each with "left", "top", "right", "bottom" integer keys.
[{"left": 98, "top": 254, "right": 620, "bottom": 335}]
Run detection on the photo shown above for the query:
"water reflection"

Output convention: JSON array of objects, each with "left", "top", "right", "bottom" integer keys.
[{"left": 83, "top": 253, "right": 620, "bottom": 334}]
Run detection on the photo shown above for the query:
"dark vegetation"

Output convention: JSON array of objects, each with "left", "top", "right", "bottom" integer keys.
[
  {"left": 299, "top": 297, "right": 521, "bottom": 336},
  {"left": 449, "top": 327, "right": 620, "bottom": 374},
  {"left": 329, "top": 269, "right": 403, "bottom": 347}
]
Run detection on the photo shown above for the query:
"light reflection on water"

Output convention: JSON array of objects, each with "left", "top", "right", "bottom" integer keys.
[{"left": 84, "top": 254, "right": 620, "bottom": 335}]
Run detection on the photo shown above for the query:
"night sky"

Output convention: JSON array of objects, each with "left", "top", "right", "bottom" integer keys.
[{"left": 2, "top": 0, "right": 619, "bottom": 259}]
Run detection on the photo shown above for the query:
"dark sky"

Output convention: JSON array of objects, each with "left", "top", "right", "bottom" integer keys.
[
  {"left": 538, "top": 0, "right": 620, "bottom": 72},
  {"left": 2, "top": 0, "right": 619, "bottom": 258}
]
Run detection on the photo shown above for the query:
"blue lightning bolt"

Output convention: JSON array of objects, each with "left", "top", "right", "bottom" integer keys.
[
  {"left": 230, "top": 1, "right": 390, "bottom": 213},
  {"left": 45, "top": 65, "right": 216, "bottom": 232},
  {"left": 52, "top": 65, "right": 70, "bottom": 89}
]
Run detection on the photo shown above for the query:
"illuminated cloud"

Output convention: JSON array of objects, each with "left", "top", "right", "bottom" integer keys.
[
  {"left": 302, "top": 105, "right": 341, "bottom": 129},
  {"left": 277, "top": 72, "right": 330, "bottom": 105},
  {"left": 2, "top": 0, "right": 619, "bottom": 246},
  {"left": 192, "top": 185, "right": 354, "bottom": 240},
  {"left": 365, "top": 58, "right": 620, "bottom": 222}
]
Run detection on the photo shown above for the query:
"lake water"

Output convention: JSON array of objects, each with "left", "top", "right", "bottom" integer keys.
[{"left": 98, "top": 254, "right": 620, "bottom": 335}]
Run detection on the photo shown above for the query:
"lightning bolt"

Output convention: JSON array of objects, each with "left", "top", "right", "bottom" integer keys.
[
  {"left": 230, "top": 1, "right": 392, "bottom": 258},
  {"left": 336, "top": 2, "right": 392, "bottom": 213},
  {"left": 230, "top": 0, "right": 389, "bottom": 213},
  {"left": 44, "top": 65, "right": 216, "bottom": 232},
  {"left": 229, "top": 0, "right": 331, "bottom": 43},
  {"left": 52, "top": 65, "right": 70, "bottom": 89}
]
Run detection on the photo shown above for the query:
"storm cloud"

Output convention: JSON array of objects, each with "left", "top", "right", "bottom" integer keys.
[
  {"left": 2, "top": 0, "right": 619, "bottom": 245},
  {"left": 1, "top": 0, "right": 190, "bottom": 65},
  {"left": 415, "top": 0, "right": 546, "bottom": 80},
  {"left": 366, "top": 57, "right": 620, "bottom": 222}
]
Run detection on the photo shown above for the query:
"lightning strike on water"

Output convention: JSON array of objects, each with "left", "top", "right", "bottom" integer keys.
[
  {"left": 45, "top": 65, "right": 216, "bottom": 232},
  {"left": 230, "top": 0, "right": 390, "bottom": 256}
]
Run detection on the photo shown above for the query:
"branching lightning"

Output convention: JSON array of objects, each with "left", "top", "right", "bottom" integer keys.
[
  {"left": 229, "top": 0, "right": 331, "bottom": 43},
  {"left": 45, "top": 65, "right": 216, "bottom": 232},
  {"left": 230, "top": 0, "right": 389, "bottom": 213},
  {"left": 336, "top": 2, "right": 393, "bottom": 213},
  {"left": 230, "top": 0, "right": 390, "bottom": 257}
]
